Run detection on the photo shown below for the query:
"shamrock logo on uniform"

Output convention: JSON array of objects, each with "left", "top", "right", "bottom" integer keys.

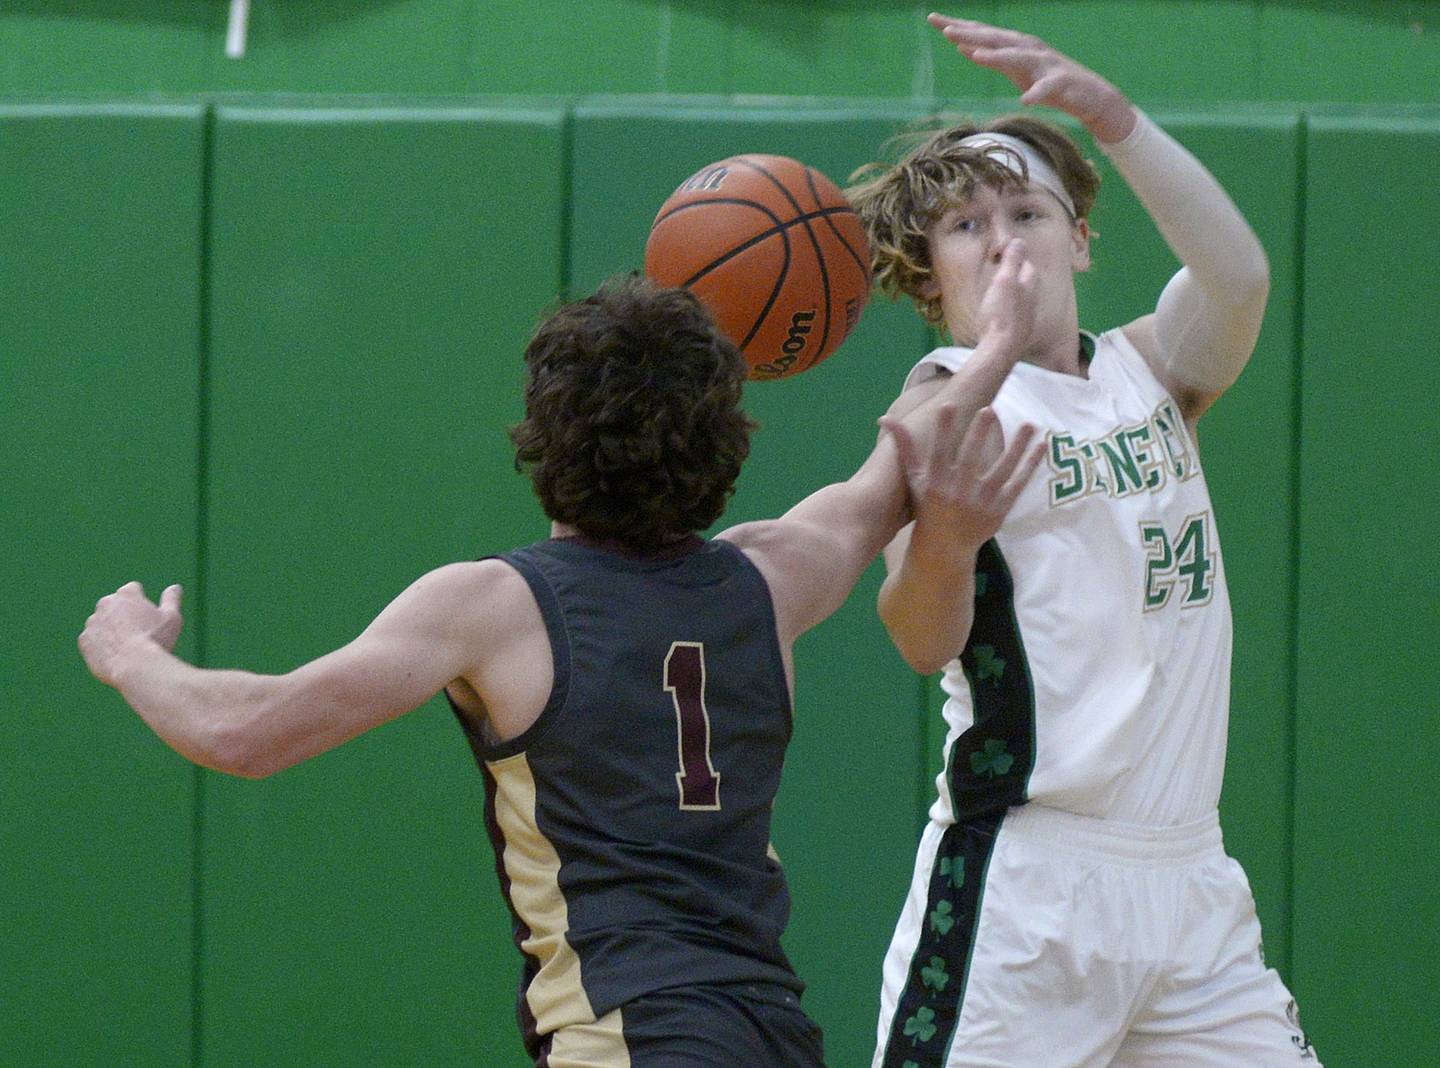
[
  {"left": 973, "top": 645, "right": 1005, "bottom": 684},
  {"left": 939, "top": 855, "right": 964, "bottom": 889},
  {"left": 921, "top": 956, "right": 951, "bottom": 993},
  {"left": 970, "top": 738, "right": 1014, "bottom": 779},
  {"left": 974, "top": 572, "right": 989, "bottom": 598},
  {"left": 903, "top": 1006, "right": 937, "bottom": 1045},
  {"left": 929, "top": 899, "right": 955, "bottom": 935}
]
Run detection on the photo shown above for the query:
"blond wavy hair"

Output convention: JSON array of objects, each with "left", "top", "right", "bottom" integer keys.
[{"left": 847, "top": 115, "right": 1101, "bottom": 328}]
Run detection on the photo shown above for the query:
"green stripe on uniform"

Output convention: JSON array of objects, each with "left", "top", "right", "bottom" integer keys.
[
  {"left": 949, "top": 539, "right": 1036, "bottom": 819},
  {"left": 878, "top": 812, "right": 1005, "bottom": 1068}
]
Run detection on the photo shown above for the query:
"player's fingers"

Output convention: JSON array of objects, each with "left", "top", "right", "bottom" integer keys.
[
  {"left": 878, "top": 415, "right": 922, "bottom": 477},
  {"left": 995, "top": 436, "right": 1047, "bottom": 509},
  {"left": 160, "top": 584, "right": 184, "bottom": 616},
  {"left": 931, "top": 16, "right": 1029, "bottom": 50},
  {"left": 963, "top": 46, "right": 1047, "bottom": 85},
  {"left": 115, "top": 581, "right": 150, "bottom": 606},
  {"left": 998, "top": 238, "right": 1027, "bottom": 279},
  {"left": 980, "top": 420, "right": 1036, "bottom": 486},
  {"left": 926, "top": 402, "right": 962, "bottom": 472},
  {"left": 980, "top": 241, "right": 1023, "bottom": 309},
  {"left": 1019, "top": 73, "right": 1069, "bottom": 108},
  {"left": 955, "top": 406, "right": 999, "bottom": 480}
]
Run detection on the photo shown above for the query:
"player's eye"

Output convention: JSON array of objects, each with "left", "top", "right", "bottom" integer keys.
[{"left": 952, "top": 216, "right": 980, "bottom": 233}]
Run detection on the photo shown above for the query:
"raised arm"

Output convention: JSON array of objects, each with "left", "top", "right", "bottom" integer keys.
[
  {"left": 930, "top": 12, "right": 1270, "bottom": 423},
  {"left": 79, "top": 562, "right": 529, "bottom": 778}
]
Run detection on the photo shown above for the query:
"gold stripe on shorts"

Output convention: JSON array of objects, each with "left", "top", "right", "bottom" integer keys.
[{"left": 547, "top": 1008, "right": 631, "bottom": 1068}]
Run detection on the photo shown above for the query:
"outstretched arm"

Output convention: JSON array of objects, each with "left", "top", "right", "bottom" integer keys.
[
  {"left": 79, "top": 563, "right": 517, "bottom": 778},
  {"left": 930, "top": 12, "right": 1270, "bottom": 423}
]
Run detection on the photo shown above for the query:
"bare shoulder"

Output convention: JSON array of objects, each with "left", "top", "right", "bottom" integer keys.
[
  {"left": 427, "top": 558, "right": 530, "bottom": 598},
  {"left": 714, "top": 522, "right": 794, "bottom": 604},
  {"left": 382, "top": 559, "right": 543, "bottom": 660},
  {"left": 885, "top": 371, "right": 950, "bottom": 421},
  {"left": 1121, "top": 313, "right": 1158, "bottom": 362},
  {"left": 406, "top": 558, "right": 532, "bottom": 620},
  {"left": 714, "top": 518, "right": 778, "bottom": 556}
]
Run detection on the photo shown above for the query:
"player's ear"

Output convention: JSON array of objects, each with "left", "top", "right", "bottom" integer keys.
[
  {"left": 1071, "top": 218, "right": 1092, "bottom": 273},
  {"left": 918, "top": 276, "right": 941, "bottom": 300}
]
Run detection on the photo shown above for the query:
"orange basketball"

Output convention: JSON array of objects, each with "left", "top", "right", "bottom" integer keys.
[{"left": 644, "top": 154, "right": 872, "bottom": 380}]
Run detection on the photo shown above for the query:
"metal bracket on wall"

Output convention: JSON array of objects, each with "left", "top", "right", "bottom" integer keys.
[{"left": 226, "top": 0, "right": 250, "bottom": 60}]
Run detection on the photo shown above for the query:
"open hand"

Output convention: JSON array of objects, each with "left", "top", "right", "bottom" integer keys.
[
  {"left": 928, "top": 12, "right": 1136, "bottom": 143},
  {"left": 79, "top": 582, "right": 184, "bottom": 687},
  {"left": 881, "top": 404, "right": 1045, "bottom": 556}
]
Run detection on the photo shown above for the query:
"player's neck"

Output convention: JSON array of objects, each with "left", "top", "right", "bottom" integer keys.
[
  {"left": 1022, "top": 326, "right": 1089, "bottom": 378},
  {"left": 549, "top": 521, "right": 703, "bottom": 559}
]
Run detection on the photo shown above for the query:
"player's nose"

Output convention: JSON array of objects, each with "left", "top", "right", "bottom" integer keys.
[
  {"left": 987, "top": 228, "right": 1010, "bottom": 264},
  {"left": 986, "top": 215, "right": 1013, "bottom": 263}
]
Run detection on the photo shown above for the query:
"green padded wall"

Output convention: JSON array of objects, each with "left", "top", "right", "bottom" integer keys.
[
  {"left": 570, "top": 101, "right": 936, "bottom": 1068},
  {"left": 0, "top": 103, "right": 204, "bottom": 1065},
  {"left": 1259, "top": 2, "right": 1440, "bottom": 104},
  {"left": 0, "top": 4, "right": 217, "bottom": 94},
  {"left": 993, "top": 1, "right": 1262, "bottom": 101},
  {"left": 6, "top": 2, "right": 1440, "bottom": 104},
  {"left": 1294, "top": 113, "right": 1440, "bottom": 1066},
  {"left": 1075, "top": 112, "right": 1305, "bottom": 978},
  {"left": 200, "top": 104, "right": 564, "bottom": 1067}
]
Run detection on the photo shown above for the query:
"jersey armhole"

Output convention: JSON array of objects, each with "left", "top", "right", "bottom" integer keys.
[
  {"left": 1099, "top": 326, "right": 1171, "bottom": 397},
  {"left": 450, "top": 551, "right": 572, "bottom": 762},
  {"left": 1101, "top": 326, "right": 1206, "bottom": 456},
  {"left": 901, "top": 346, "right": 970, "bottom": 395}
]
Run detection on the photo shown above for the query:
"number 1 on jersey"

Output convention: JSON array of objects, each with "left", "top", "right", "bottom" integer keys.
[{"left": 664, "top": 642, "right": 721, "bottom": 810}]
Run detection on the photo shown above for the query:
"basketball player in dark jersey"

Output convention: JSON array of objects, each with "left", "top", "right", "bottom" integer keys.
[{"left": 79, "top": 251, "right": 1042, "bottom": 1066}]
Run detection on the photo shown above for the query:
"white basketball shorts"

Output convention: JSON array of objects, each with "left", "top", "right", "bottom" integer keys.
[{"left": 872, "top": 804, "right": 1320, "bottom": 1068}]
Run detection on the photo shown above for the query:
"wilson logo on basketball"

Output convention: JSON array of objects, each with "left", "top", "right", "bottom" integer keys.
[
  {"left": 755, "top": 309, "right": 816, "bottom": 377},
  {"left": 680, "top": 166, "right": 729, "bottom": 193},
  {"left": 645, "top": 153, "right": 872, "bottom": 379}
]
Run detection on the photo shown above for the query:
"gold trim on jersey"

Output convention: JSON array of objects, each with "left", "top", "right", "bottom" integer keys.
[
  {"left": 488, "top": 751, "right": 597, "bottom": 1035},
  {"left": 547, "top": 1008, "right": 632, "bottom": 1068}
]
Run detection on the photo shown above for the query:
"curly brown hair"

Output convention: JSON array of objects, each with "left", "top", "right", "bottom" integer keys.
[
  {"left": 510, "top": 276, "right": 758, "bottom": 552},
  {"left": 847, "top": 114, "right": 1101, "bottom": 328}
]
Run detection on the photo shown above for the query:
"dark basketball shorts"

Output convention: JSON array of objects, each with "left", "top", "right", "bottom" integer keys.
[{"left": 539, "top": 981, "right": 826, "bottom": 1067}]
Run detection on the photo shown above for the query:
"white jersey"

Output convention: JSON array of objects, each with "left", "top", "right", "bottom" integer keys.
[{"left": 904, "top": 329, "right": 1231, "bottom": 826}]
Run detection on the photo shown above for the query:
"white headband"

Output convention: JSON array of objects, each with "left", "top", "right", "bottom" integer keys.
[{"left": 954, "top": 132, "right": 1076, "bottom": 218}]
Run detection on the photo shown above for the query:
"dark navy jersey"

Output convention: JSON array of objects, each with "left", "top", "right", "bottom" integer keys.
[{"left": 451, "top": 535, "right": 801, "bottom": 1050}]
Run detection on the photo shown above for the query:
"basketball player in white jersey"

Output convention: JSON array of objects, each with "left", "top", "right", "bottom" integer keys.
[{"left": 848, "top": 14, "right": 1320, "bottom": 1067}]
